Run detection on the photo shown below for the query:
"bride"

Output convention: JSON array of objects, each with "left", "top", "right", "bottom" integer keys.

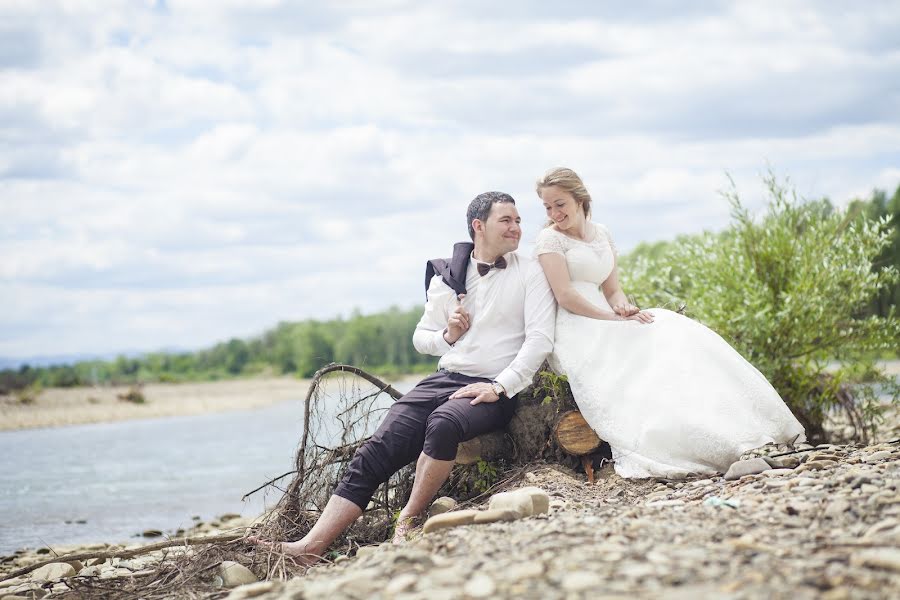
[{"left": 534, "top": 167, "right": 805, "bottom": 478}]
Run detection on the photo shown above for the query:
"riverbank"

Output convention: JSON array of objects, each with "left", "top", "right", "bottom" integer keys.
[
  {"left": 0, "top": 377, "right": 312, "bottom": 431},
  {"left": 2, "top": 439, "right": 898, "bottom": 599}
]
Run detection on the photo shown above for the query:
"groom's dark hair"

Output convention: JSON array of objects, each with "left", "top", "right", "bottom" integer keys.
[{"left": 466, "top": 191, "right": 516, "bottom": 240}]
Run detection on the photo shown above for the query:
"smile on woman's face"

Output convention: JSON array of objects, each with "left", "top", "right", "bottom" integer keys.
[{"left": 541, "top": 186, "right": 582, "bottom": 232}]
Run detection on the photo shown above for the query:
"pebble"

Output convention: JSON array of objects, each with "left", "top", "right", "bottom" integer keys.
[
  {"left": 864, "top": 451, "right": 893, "bottom": 463},
  {"left": 849, "top": 548, "right": 900, "bottom": 572},
  {"left": 219, "top": 561, "right": 257, "bottom": 588},
  {"left": 30, "top": 562, "right": 75, "bottom": 581},
  {"left": 724, "top": 457, "right": 773, "bottom": 480},
  {"left": 489, "top": 490, "right": 536, "bottom": 517},
  {"left": 422, "top": 509, "right": 479, "bottom": 534},
  {"left": 429, "top": 497, "right": 457, "bottom": 516},
  {"left": 473, "top": 509, "right": 520, "bottom": 524},
  {"left": 463, "top": 573, "right": 496, "bottom": 598},
  {"left": 825, "top": 500, "right": 851, "bottom": 518},
  {"left": 384, "top": 573, "right": 418, "bottom": 594},
  {"left": 561, "top": 571, "right": 603, "bottom": 591}
]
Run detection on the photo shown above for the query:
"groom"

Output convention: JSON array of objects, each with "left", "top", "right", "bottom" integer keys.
[{"left": 268, "top": 191, "right": 555, "bottom": 561}]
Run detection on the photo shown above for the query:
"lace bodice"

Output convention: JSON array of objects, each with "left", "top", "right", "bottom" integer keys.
[{"left": 533, "top": 222, "right": 617, "bottom": 286}]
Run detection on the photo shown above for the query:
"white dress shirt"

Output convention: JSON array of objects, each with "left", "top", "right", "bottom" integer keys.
[{"left": 413, "top": 251, "right": 556, "bottom": 397}]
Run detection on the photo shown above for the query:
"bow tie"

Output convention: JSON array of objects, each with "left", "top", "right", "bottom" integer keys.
[{"left": 476, "top": 255, "right": 507, "bottom": 277}]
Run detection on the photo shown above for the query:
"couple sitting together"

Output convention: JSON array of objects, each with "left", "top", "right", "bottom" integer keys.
[{"left": 260, "top": 167, "right": 805, "bottom": 562}]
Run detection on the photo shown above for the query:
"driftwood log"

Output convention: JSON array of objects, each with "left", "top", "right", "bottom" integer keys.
[
  {"left": 448, "top": 368, "right": 603, "bottom": 477},
  {"left": 553, "top": 410, "right": 603, "bottom": 483}
]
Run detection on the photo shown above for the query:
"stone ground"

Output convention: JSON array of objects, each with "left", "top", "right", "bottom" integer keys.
[
  {"left": 3, "top": 425, "right": 898, "bottom": 599},
  {"left": 229, "top": 441, "right": 900, "bottom": 600}
]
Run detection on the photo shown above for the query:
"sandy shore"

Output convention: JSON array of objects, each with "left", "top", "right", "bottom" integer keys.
[{"left": 0, "top": 377, "right": 312, "bottom": 431}]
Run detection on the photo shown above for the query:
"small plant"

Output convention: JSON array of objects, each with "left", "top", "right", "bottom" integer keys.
[
  {"left": 473, "top": 458, "right": 499, "bottom": 493},
  {"left": 117, "top": 385, "right": 146, "bottom": 404},
  {"left": 533, "top": 370, "right": 570, "bottom": 407},
  {"left": 15, "top": 382, "right": 42, "bottom": 405}
]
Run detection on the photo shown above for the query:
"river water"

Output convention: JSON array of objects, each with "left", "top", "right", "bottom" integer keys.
[{"left": 0, "top": 377, "right": 421, "bottom": 555}]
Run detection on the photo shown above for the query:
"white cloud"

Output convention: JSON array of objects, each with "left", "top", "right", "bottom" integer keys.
[{"left": 1, "top": 1, "right": 898, "bottom": 359}]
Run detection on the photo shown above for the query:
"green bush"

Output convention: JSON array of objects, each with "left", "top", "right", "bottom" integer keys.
[
  {"left": 622, "top": 173, "right": 900, "bottom": 442},
  {"left": 15, "top": 382, "right": 42, "bottom": 405}
]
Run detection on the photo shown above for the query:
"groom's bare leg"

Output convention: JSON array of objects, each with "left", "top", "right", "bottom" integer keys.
[
  {"left": 277, "top": 495, "right": 363, "bottom": 562},
  {"left": 393, "top": 452, "right": 454, "bottom": 541}
]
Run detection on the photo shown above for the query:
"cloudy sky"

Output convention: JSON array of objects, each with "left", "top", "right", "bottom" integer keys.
[{"left": 1, "top": 1, "right": 899, "bottom": 362}]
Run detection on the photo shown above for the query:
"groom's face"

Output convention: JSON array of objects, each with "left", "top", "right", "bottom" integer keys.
[{"left": 477, "top": 202, "right": 521, "bottom": 255}]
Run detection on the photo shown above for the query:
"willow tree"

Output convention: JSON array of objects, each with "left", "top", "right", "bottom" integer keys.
[{"left": 622, "top": 173, "right": 900, "bottom": 442}]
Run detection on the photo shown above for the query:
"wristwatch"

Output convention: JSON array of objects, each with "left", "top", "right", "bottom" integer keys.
[{"left": 490, "top": 381, "right": 508, "bottom": 399}]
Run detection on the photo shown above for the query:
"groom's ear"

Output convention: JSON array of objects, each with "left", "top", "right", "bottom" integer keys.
[{"left": 472, "top": 219, "right": 484, "bottom": 235}]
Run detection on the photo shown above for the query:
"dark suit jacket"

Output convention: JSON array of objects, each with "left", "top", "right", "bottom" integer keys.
[{"left": 424, "top": 242, "right": 474, "bottom": 299}]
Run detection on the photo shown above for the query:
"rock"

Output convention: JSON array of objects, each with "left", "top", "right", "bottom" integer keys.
[
  {"left": 473, "top": 509, "right": 521, "bottom": 524},
  {"left": 429, "top": 496, "right": 457, "bottom": 516},
  {"left": 517, "top": 486, "right": 551, "bottom": 514},
  {"left": 764, "top": 479, "right": 791, "bottom": 489},
  {"left": 354, "top": 545, "right": 380, "bottom": 559},
  {"left": 825, "top": 500, "right": 851, "bottom": 518},
  {"left": 488, "top": 490, "right": 535, "bottom": 517},
  {"left": 462, "top": 573, "right": 496, "bottom": 598},
  {"left": 219, "top": 561, "right": 257, "bottom": 588},
  {"left": 779, "top": 456, "right": 802, "bottom": 468},
  {"left": 78, "top": 565, "right": 101, "bottom": 577},
  {"left": 503, "top": 561, "right": 545, "bottom": 580},
  {"left": 422, "top": 509, "right": 479, "bottom": 534},
  {"left": 85, "top": 558, "right": 107, "bottom": 567},
  {"left": 849, "top": 548, "right": 900, "bottom": 572},
  {"left": 862, "top": 518, "right": 899, "bottom": 539},
  {"left": 646, "top": 499, "right": 685, "bottom": 507},
  {"left": 31, "top": 562, "right": 75, "bottom": 581},
  {"left": 384, "top": 573, "right": 417, "bottom": 594},
  {"left": 225, "top": 580, "right": 279, "bottom": 599},
  {"left": 141, "top": 529, "right": 163, "bottom": 537},
  {"left": 797, "top": 461, "right": 827, "bottom": 472},
  {"left": 562, "top": 571, "right": 603, "bottom": 591},
  {"left": 762, "top": 468, "right": 794, "bottom": 477},
  {"left": 66, "top": 560, "right": 84, "bottom": 572},
  {"left": 864, "top": 451, "right": 892, "bottom": 464},
  {"left": 336, "top": 569, "right": 382, "bottom": 597},
  {"left": 724, "top": 458, "right": 773, "bottom": 480}
]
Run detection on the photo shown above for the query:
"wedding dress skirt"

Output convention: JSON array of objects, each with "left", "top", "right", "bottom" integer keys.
[
  {"left": 536, "top": 223, "right": 805, "bottom": 479},
  {"left": 551, "top": 282, "right": 806, "bottom": 478}
]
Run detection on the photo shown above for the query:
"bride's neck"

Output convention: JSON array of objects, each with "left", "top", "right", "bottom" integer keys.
[{"left": 561, "top": 218, "right": 589, "bottom": 241}]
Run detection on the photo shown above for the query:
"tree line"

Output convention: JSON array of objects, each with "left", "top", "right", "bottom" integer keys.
[
  {"left": 1, "top": 306, "right": 437, "bottom": 393},
  {"left": 2, "top": 180, "right": 897, "bottom": 398}
]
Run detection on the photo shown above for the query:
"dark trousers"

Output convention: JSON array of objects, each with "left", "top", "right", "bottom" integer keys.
[{"left": 333, "top": 370, "right": 517, "bottom": 510}]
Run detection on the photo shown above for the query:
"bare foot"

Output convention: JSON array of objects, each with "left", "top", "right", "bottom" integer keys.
[
  {"left": 391, "top": 514, "right": 421, "bottom": 545},
  {"left": 247, "top": 535, "right": 323, "bottom": 566}
]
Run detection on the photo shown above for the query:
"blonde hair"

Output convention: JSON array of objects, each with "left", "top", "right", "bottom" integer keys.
[{"left": 535, "top": 167, "right": 592, "bottom": 223}]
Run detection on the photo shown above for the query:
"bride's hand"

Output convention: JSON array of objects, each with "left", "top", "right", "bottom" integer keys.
[
  {"left": 613, "top": 302, "right": 640, "bottom": 316},
  {"left": 623, "top": 310, "right": 654, "bottom": 324}
]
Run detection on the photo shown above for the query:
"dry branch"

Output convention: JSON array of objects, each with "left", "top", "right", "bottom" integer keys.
[{"left": 0, "top": 532, "right": 245, "bottom": 582}]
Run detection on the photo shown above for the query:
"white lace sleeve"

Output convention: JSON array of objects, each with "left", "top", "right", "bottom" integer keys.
[
  {"left": 596, "top": 224, "right": 618, "bottom": 257},
  {"left": 533, "top": 228, "right": 567, "bottom": 257}
]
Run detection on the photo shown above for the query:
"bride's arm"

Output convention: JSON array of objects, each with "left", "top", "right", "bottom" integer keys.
[
  {"left": 538, "top": 253, "right": 623, "bottom": 321},
  {"left": 601, "top": 259, "right": 653, "bottom": 323},
  {"left": 600, "top": 261, "right": 630, "bottom": 311}
]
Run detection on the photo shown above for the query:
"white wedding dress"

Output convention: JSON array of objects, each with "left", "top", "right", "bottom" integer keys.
[{"left": 535, "top": 223, "right": 806, "bottom": 479}]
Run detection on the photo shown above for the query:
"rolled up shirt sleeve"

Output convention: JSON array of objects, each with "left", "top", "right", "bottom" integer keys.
[
  {"left": 413, "top": 275, "right": 455, "bottom": 356},
  {"left": 493, "top": 261, "right": 556, "bottom": 397}
]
